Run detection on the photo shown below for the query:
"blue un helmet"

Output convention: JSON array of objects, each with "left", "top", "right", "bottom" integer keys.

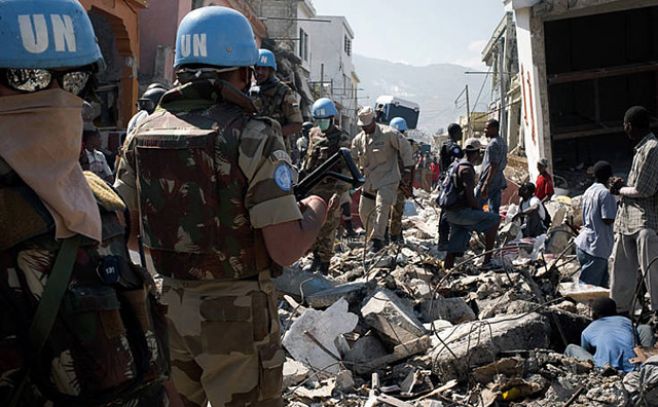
[
  {"left": 0, "top": 0, "right": 103, "bottom": 70},
  {"left": 174, "top": 6, "right": 258, "bottom": 69},
  {"left": 390, "top": 117, "right": 408, "bottom": 133},
  {"left": 312, "top": 98, "right": 338, "bottom": 119},
  {"left": 256, "top": 49, "right": 277, "bottom": 70}
]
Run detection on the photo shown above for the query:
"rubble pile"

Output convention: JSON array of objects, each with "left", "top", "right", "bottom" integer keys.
[{"left": 274, "top": 190, "right": 657, "bottom": 406}]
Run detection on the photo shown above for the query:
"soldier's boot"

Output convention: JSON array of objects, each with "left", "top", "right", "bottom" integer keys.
[
  {"left": 391, "top": 234, "right": 404, "bottom": 244},
  {"left": 344, "top": 220, "right": 357, "bottom": 238},
  {"left": 384, "top": 228, "right": 390, "bottom": 245},
  {"left": 369, "top": 238, "right": 384, "bottom": 254}
]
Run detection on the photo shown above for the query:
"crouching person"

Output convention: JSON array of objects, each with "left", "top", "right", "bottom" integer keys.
[
  {"left": 512, "top": 182, "right": 549, "bottom": 238},
  {"left": 439, "top": 139, "right": 500, "bottom": 269},
  {"left": 565, "top": 298, "right": 655, "bottom": 372}
]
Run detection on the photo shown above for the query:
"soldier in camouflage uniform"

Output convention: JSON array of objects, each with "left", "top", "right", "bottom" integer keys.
[
  {"left": 253, "top": 49, "right": 303, "bottom": 153},
  {"left": 0, "top": 0, "right": 169, "bottom": 405},
  {"left": 388, "top": 117, "right": 414, "bottom": 244},
  {"left": 302, "top": 98, "right": 352, "bottom": 274},
  {"left": 114, "top": 7, "right": 328, "bottom": 407}
]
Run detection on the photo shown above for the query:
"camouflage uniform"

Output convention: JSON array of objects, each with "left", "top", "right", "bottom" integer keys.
[
  {"left": 303, "top": 126, "right": 352, "bottom": 263},
  {"left": 0, "top": 167, "right": 168, "bottom": 406},
  {"left": 115, "top": 79, "right": 301, "bottom": 407},
  {"left": 253, "top": 78, "right": 302, "bottom": 154}
]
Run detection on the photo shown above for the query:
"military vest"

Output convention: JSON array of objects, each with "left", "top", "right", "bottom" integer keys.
[
  {"left": 256, "top": 80, "right": 290, "bottom": 124},
  {"left": 0, "top": 169, "right": 168, "bottom": 406},
  {"left": 131, "top": 81, "right": 271, "bottom": 281}
]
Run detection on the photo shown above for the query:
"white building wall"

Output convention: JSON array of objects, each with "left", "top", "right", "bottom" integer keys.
[
  {"left": 296, "top": 0, "right": 315, "bottom": 73},
  {"left": 513, "top": 6, "right": 547, "bottom": 181},
  {"left": 305, "top": 15, "right": 358, "bottom": 133}
]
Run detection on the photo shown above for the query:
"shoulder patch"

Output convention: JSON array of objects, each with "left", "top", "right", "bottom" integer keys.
[{"left": 274, "top": 163, "right": 293, "bottom": 192}]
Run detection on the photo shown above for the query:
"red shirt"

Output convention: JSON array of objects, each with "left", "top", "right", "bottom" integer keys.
[
  {"left": 536, "top": 173, "right": 554, "bottom": 200},
  {"left": 430, "top": 163, "right": 440, "bottom": 182}
]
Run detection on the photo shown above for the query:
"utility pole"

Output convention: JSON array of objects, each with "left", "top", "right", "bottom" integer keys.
[
  {"left": 320, "top": 63, "right": 324, "bottom": 97},
  {"left": 465, "top": 84, "right": 471, "bottom": 140},
  {"left": 498, "top": 37, "right": 507, "bottom": 141}
]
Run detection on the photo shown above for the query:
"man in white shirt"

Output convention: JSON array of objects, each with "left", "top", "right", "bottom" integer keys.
[
  {"left": 512, "top": 182, "right": 548, "bottom": 238},
  {"left": 82, "top": 127, "right": 113, "bottom": 182}
]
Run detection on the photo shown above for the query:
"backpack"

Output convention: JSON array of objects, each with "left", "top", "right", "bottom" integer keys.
[{"left": 437, "top": 160, "right": 473, "bottom": 209}]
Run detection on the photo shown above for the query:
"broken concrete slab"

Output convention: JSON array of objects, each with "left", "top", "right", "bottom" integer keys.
[
  {"left": 418, "top": 297, "right": 477, "bottom": 325},
  {"left": 432, "top": 313, "right": 550, "bottom": 382},
  {"left": 305, "top": 282, "right": 368, "bottom": 309},
  {"left": 283, "top": 358, "right": 310, "bottom": 388},
  {"left": 361, "top": 289, "right": 427, "bottom": 345},
  {"left": 353, "top": 336, "right": 432, "bottom": 375},
  {"left": 283, "top": 298, "right": 359, "bottom": 374},
  {"left": 275, "top": 267, "right": 335, "bottom": 300},
  {"left": 343, "top": 335, "right": 388, "bottom": 370},
  {"left": 335, "top": 370, "right": 356, "bottom": 393}
]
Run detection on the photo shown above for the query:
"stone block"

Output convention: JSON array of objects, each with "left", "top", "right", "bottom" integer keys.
[
  {"left": 283, "top": 358, "right": 310, "bottom": 388},
  {"left": 305, "top": 282, "right": 367, "bottom": 309},
  {"left": 432, "top": 313, "right": 550, "bottom": 382},
  {"left": 361, "top": 289, "right": 427, "bottom": 345},
  {"left": 283, "top": 299, "right": 359, "bottom": 374},
  {"left": 418, "top": 297, "right": 477, "bottom": 324}
]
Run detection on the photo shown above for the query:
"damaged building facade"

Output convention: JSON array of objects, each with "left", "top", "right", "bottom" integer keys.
[{"left": 502, "top": 0, "right": 658, "bottom": 182}]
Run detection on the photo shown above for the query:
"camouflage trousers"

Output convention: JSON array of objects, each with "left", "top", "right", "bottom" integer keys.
[
  {"left": 359, "top": 183, "right": 399, "bottom": 242},
  {"left": 310, "top": 184, "right": 347, "bottom": 263},
  {"left": 390, "top": 187, "right": 406, "bottom": 237},
  {"left": 161, "top": 272, "right": 284, "bottom": 407},
  {"left": 312, "top": 202, "right": 342, "bottom": 262}
]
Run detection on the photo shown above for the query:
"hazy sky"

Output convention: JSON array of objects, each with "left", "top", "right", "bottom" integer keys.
[{"left": 312, "top": 0, "right": 506, "bottom": 68}]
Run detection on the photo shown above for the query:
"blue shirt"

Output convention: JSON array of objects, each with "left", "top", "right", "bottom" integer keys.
[
  {"left": 581, "top": 316, "right": 637, "bottom": 372},
  {"left": 479, "top": 135, "right": 508, "bottom": 191},
  {"left": 575, "top": 182, "right": 617, "bottom": 258}
]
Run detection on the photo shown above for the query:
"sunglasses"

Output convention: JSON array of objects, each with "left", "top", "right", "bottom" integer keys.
[{"left": 1, "top": 68, "right": 91, "bottom": 95}]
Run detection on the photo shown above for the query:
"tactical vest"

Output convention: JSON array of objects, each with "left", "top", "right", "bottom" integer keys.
[
  {"left": 0, "top": 170, "right": 168, "bottom": 406},
  {"left": 132, "top": 99, "right": 271, "bottom": 281},
  {"left": 257, "top": 81, "right": 290, "bottom": 124}
]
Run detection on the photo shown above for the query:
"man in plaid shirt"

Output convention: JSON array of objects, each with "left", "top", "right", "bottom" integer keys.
[{"left": 610, "top": 106, "right": 658, "bottom": 321}]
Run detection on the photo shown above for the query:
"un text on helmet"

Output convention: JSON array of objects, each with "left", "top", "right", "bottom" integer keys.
[{"left": 19, "top": 14, "right": 76, "bottom": 54}]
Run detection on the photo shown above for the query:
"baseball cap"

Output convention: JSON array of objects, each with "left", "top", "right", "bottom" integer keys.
[
  {"left": 463, "top": 138, "right": 482, "bottom": 151},
  {"left": 357, "top": 106, "right": 375, "bottom": 126}
]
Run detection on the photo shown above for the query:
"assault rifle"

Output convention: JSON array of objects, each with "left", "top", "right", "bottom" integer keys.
[{"left": 294, "top": 147, "right": 365, "bottom": 200}]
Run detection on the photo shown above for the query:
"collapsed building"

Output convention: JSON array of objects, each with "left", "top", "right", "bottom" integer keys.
[{"left": 488, "top": 0, "right": 658, "bottom": 189}]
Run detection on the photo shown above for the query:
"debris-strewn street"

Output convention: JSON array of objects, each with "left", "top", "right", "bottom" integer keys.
[{"left": 276, "top": 190, "right": 658, "bottom": 406}]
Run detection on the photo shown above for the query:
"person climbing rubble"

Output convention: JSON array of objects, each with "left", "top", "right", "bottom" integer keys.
[
  {"left": 352, "top": 106, "right": 414, "bottom": 253},
  {"left": 302, "top": 98, "right": 352, "bottom": 274},
  {"left": 439, "top": 138, "right": 500, "bottom": 269}
]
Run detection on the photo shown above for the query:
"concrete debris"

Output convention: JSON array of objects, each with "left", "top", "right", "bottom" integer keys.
[
  {"left": 305, "top": 282, "right": 368, "bottom": 309},
  {"left": 283, "top": 358, "right": 310, "bottom": 388},
  {"left": 432, "top": 313, "right": 550, "bottom": 381},
  {"left": 283, "top": 298, "right": 359, "bottom": 374},
  {"left": 361, "top": 289, "right": 428, "bottom": 345},
  {"left": 418, "top": 296, "right": 477, "bottom": 324},
  {"left": 279, "top": 190, "right": 657, "bottom": 406}
]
